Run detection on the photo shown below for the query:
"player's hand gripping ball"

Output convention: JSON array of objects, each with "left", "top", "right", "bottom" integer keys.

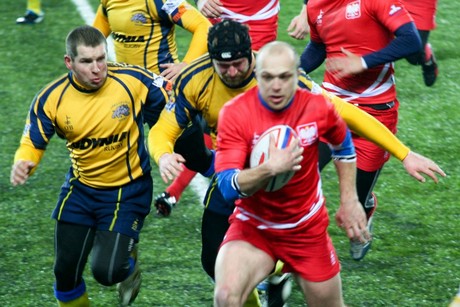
[{"left": 250, "top": 125, "right": 299, "bottom": 192}]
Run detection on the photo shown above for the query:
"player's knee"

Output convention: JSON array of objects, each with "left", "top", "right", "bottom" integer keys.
[
  {"left": 91, "top": 259, "right": 129, "bottom": 286},
  {"left": 214, "top": 284, "right": 242, "bottom": 306}
]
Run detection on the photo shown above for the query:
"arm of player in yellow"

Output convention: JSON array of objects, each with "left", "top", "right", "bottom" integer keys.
[
  {"left": 148, "top": 108, "right": 185, "bottom": 164},
  {"left": 92, "top": 4, "right": 111, "bottom": 37},
  {"left": 325, "top": 92, "right": 410, "bottom": 161},
  {"left": 176, "top": 3, "right": 212, "bottom": 64},
  {"left": 14, "top": 143, "right": 45, "bottom": 176}
]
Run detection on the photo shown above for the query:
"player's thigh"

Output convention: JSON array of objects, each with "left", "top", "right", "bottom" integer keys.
[
  {"left": 215, "top": 240, "right": 274, "bottom": 296},
  {"left": 296, "top": 272, "right": 344, "bottom": 307}
]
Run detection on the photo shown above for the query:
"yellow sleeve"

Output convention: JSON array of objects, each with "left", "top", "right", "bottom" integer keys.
[
  {"left": 148, "top": 108, "right": 184, "bottom": 164},
  {"left": 176, "top": 3, "right": 212, "bottom": 64},
  {"left": 13, "top": 143, "right": 45, "bottom": 176},
  {"left": 92, "top": 4, "right": 112, "bottom": 37},
  {"left": 325, "top": 92, "right": 410, "bottom": 161}
]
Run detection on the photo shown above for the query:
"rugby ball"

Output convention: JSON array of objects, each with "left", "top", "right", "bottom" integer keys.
[{"left": 250, "top": 125, "right": 298, "bottom": 192}]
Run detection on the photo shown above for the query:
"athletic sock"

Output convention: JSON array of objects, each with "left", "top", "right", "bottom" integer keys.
[{"left": 28, "top": 0, "right": 43, "bottom": 14}]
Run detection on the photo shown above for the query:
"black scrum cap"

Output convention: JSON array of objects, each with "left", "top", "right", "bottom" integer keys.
[{"left": 207, "top": 20, "right": 252, "bottom": 63}]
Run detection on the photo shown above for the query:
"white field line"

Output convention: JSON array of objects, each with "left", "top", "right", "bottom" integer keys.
[{"left": 71, "top": 0, "right": 209, "bottom": 202}]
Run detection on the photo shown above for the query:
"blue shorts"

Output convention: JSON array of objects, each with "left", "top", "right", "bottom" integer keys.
[
  {"left": 52, "top": 170, "right": 153, "bottom": 241},
  {"left": 203, "top": 175, "right": 235, "bottom": 216}
]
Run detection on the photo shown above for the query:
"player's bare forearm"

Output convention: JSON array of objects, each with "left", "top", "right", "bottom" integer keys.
[{"left": 333, "top": 160, "right": 370, "bottom": 243}]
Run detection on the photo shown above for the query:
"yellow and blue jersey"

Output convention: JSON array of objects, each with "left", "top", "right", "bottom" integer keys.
[
  {"left": 148, "top": 54, "right": 409, "bottom": 165},
  {"left": 93, "top": 0, "right": 211, "bottom": 74},
  {"left": 16, "top": 63, "right": 170, "bottom": 188}
]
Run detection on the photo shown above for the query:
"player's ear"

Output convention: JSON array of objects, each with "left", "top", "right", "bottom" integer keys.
[{"left": 64, "top": 55, "right": 73, "bottom": 70}]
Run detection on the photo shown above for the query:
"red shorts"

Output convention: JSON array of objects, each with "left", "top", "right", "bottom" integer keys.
[
  {"left": 222, "top": 205, "right": 340, "bottom": 282},
  {"left": 352, "top": 103, "right": 399, "bottom": 172},
  {"left": 402, "top": 0, "right": 437, "bottom": 31},
  {"left": 208, "top": 15, "right": 278, "bottom": 51}
]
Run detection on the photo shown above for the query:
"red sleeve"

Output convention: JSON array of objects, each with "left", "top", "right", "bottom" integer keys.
[
  {"left": 369, "top": 0, "right": 414, "bottom": 33},
  {"left": 215, "top": 98, "right": 251, "bottom": 172}
]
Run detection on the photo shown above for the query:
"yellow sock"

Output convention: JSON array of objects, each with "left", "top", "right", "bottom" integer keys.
[
  {"left": 57, "top": 292, "right": 90, "bottom": 307},
  {"left": 450, "top": 294, "right": 460, "bottom": 307},
  {"left": 273, "top": 260, "right": 284, "bottom": 275},
  {"left": 27, "top": 0, "right": 42, "bottom": 14},
  {"left": 244, "top": 288, "right": 262, "bottom": 307}
]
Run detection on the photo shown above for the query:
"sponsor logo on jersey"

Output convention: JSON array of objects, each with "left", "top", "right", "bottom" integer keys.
[
  {"left": 152, "top": 73, "right": 166, "bottom": 88},
  {"left": 112, "top": 104, "right": 130, "bottom": 120},
  {"left": 296, "top": 123, "right": 318, "bottom": 146},
  {"left": 64, "top": 115, "right": 74, "bottom": 131},
  {"left": 70, "top": 131, "right": 128, "bottom": 150},
  {"left": 389, "top": 4, "right": 402, "bottom": 16},
  {"left": 112, "top": 32, "right": 145, "bottom": 43},
  {"left": 315, "top": 9, "right": 324, "bottom": 26},
  {"left": 162, "top": 0, "right": 183, "bottom": 15},
  {"left": 131, "top": 12, "right": 147, "bottom": 24},
  {"left": 345, "top": 1, "right": 361, "bottom": 19}
]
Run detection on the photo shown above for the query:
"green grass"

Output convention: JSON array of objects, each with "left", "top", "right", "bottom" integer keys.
[{"left": 1, "top": 0, "right": 459, "bottom": 306}]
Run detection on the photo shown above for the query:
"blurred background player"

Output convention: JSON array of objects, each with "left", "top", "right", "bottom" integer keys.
[
  {"left": 93, "top": 0, "right": 213, "bottom": 216},
  {"left": 301, "top": 0, "right": 423, "bottom": 261},
  {"left": 194, "top": 0, "right": 310, "bottom": 50},
  {"left": 402, "top": 0, "right": 439, "bottom": 86},
  {"left": 16, "top": 0, "right": 44, "bottom": 24}
]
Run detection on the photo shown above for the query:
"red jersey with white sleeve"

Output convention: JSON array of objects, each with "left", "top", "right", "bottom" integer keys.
[
  {"left": 307, "top": 0, "right": 413, "bottom": 104},
  {"left": 215, "top": 86, "right": 348, "bottom": 229},
  {"left": 208, "top": 0, "right": 279, "bottom": 51},
  {"left": 401, "top": 0, "right": 437, "bottom": 31}
]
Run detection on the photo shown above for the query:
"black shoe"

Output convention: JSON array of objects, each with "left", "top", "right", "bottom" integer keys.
[
  {"left": 16, "top": 10, "right": 44, "bottom": 25},
  {"left": 422, "top": 43, "right": 438, "bottom": 87},
  {"left": 154, "top": 192, "right": 176, "bottom": 217},
  {"left": 266, "top": 273, "right": 292, "bottom": 307}
]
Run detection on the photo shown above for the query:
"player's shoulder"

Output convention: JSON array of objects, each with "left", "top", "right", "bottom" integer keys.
[
  {"left": 108, "top": 62, "right": 155, "bottom": 80},
  {"left": 38, "top": 73, "right": 71, "bottom": 99},
  {"left": 175, "top": 54, "right": 214, "bottom": 88},
  {"left": 297, "top": 70, "right": 316, "bottom": 91},
  {"left": 108, "top": 61, "right": 146, "bottom": 73},
  {"left": 108, "top": 62, "right": 171, "bottom": 90}
]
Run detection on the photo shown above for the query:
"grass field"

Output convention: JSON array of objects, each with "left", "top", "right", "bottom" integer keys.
[{"left": 1, "top": 0, "right": 459, "bottom": 306}]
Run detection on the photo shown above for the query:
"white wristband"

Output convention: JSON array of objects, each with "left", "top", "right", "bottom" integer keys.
[{"left": 361, "top": 57, "right": 368, "bottom": 69}]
